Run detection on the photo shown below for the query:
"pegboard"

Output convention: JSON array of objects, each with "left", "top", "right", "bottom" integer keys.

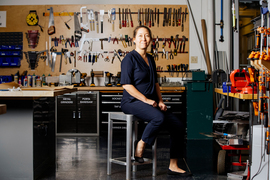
[{"left": 0, "top": 4, "right": 189, "bottom": 78}]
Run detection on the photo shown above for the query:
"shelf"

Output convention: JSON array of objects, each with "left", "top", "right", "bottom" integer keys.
[{"left": 215, "top": 88, "right": 257, "bottom": 100}]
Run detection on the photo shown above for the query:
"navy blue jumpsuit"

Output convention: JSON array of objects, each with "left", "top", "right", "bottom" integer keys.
[{"left": 120, "top": 50, "right": 185, "bottom": 158}]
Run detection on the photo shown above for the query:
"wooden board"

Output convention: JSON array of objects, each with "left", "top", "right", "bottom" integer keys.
[
  {"left": 0, "top": 4, "right": 189, "bottom": 80},
  {"left": 0, "top": 88, "right": 77, "bottom": 97},
  {"left": 215, "top": 88, "right": 257, "bottom": 100},
  {"left": 77, "top": 86, "right": 185, "bottom": 91}
]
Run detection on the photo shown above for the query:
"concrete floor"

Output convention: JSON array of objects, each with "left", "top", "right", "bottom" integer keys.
[{"left": 38, "top": 134, "right": 232, "bottom": 180}]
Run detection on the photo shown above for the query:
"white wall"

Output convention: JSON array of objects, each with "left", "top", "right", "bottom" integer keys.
[{"left": 0, "top": 0, "right": 232, "bottom": 74}]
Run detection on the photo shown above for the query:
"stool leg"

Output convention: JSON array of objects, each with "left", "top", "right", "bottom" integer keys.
[
  {"left": 132, "top": 120, "right": 138, "bottom": 172},
  {"left": 107, "top": 114, "right": 113, "bottom": 175},
  {"left": 126, "top": 116, "right": 132, "bottom": 180},
  {"left": 152, "top": 138, "right": 157, "bottom": 177}
]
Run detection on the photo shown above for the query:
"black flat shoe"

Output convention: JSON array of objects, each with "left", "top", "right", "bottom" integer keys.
[
  {"left": 134, "top": 140, "right": 144, "bottom": 163},
  {"left": 167, "top": 169, "right": 193, "bottom": 177}
]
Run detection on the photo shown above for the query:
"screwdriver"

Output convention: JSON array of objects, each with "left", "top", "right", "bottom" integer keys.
[{"left": 129, "top": 9, "right": 133, "bottom": 27}]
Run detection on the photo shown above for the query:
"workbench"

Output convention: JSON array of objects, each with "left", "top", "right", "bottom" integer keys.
[
  {"left": 0, "top": 85, "right": 185, "bottom": 179},
  {"left": 215, "top": 88, "right": 257, "bottom": 100},
  {"left": 0, "top": 87, "right": 77, "bottom": 180}
]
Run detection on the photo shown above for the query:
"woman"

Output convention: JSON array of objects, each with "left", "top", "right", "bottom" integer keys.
[{"left": 120, "top": 25, "right": 192, "bottom": 177}]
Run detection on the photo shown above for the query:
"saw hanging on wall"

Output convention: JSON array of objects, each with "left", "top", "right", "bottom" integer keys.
[
  {"left": 26, "top": 10, "right": 43, "bottom": 32},
  {"left": 48, "top": 7, "right": 55, "bottom": 35}
]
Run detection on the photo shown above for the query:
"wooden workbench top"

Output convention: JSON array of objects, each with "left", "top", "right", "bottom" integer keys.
[
  {"left": 77, "top": 86, "right": 185, "bottom": 91},
  {"left": 0, "top": 81, "right": 185, "bottom": 97},
  {"left": 0, "top": 87, "right": 77, "bottom": 97},
  {"left": 215, "top": 88, "right": 257, "bottom": 100}
]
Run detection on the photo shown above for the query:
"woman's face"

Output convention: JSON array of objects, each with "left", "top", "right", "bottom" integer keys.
[{"left": 133, "top": 27, "right": 151, "bottom": 50}]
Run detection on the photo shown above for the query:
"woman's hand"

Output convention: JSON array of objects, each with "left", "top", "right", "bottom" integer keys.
[
  {"left": 158, "top": 102, "right": 167, "bottom": 111},
  {"left": 145, "top": 99, "right": 157, "bottom": 107}
]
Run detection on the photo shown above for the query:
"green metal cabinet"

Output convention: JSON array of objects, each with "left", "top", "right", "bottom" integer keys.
[{"left": 185, "top": 72, "right": 213, "bottom": 140}]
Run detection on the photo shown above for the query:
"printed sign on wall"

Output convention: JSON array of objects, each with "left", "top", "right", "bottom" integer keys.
[{"left": 0, "top": 11, "right": 7, "bottom": 27}]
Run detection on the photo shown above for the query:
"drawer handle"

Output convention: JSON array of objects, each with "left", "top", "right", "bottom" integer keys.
[
  {"left": 73, "top": 111, "right": 76, "bottom": 118},
  {"left": 78, "top": 111, "right": 81, "bottom": 118}
]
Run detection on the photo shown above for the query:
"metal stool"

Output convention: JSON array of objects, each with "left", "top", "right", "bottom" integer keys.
[{"left": 107, "top": 112, "right": 157, "bottom": 180}]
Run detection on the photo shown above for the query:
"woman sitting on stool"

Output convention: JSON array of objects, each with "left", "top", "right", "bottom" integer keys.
[{"left": 120, "top": 25, "right": 192, "bottom": 177}]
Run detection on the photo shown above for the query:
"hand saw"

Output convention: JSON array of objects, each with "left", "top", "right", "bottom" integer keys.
[
  {"left": 74, "top": 12, "right": 82, "bottom": 41},
  {"left": 48, "top": 7, "right": 55, "bottom": 35}
]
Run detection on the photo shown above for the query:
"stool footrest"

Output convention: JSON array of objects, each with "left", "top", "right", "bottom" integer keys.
[{"left": 110, "top": 157, "right": 153, "bottom": 166}]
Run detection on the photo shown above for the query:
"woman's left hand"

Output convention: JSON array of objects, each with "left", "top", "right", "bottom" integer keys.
[{"left": 158, "top": 102, "right": 167, "bottom": 111}]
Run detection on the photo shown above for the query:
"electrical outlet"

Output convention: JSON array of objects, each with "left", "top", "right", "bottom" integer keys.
[{"left": 191, "top": 56, "right": 198, "bottom": 63}]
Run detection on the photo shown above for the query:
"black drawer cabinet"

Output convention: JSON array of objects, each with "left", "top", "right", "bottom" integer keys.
[
  {"left": 100, "top": 93, "right": 123, "bottom": 132},
  {"left": 57, "top": 91, "right": 99, "bottom": 135},
  {"left": 100, "top": 91, "right": 186, "bottom": 133}
]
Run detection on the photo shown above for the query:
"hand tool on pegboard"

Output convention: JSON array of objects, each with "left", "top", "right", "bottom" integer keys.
[
  {"left": 154, "top": 8, "right": 156, "bottom": 23},
  {"left": 174, "top": 9, "right": 177, "bottom": 27},
  {"left": 152, "top": 9, "right": 154, "bottom": 27},
  {"left": 122, "top": 8, "right": 125, "bottom": 27},
  {"left": 111, "top": 8, "right": 116, "bottom": 31},
  {"left": 179, "top": 36, "right": 186, "bottom": 53},
  {"left": 126, "top": 8, "right": 129, "bottom": 27},
  {"left": 80, "top": 6, "right": 89, "bottom": 32},
  {"left": 74, "top": 13, "right": 82, "bottom": 41},
  {"left": 168, "top": 8, "right": 172, "bottom": 26},
  {"left": 119, "top": 8, "right": 122, "bottom": 29},
  {"left": 59, "top": 10, "right": 72, "bottom": 29},
  {"left": 95, "top": 11, "right": 99, "bottom": 33},
  {"left": 141, "top": 8, "right": 143, "bottom": 26},
  {"left": 172, "top": 8, "right": 175, "bottom": 27},
  {"left": 88, "top": 9, "right": 94, "bottom": 31},
  {"left": 157, "top": 9, "right": 159, "bottom": 27},
  {"left": 178, "top": 7, "right": 182, "bottom": 26},
  {"left": 48, "top": 7, "right": 55, "bottom": 35},
  {"left": 107, "top": 9, "right": 111, "bottom": 23},
  {"left": 137, "top": 9, "right": 140, "bottom": 26},
  {"left": 181, "top": 9, "right": 185, "bottom": 31},
  {"left": 100, "top": 10, "right": 104, "bottom": 33},
  {"left": 163, "top": 7, "right": 167, "bottom": 27},
  {"left": 129, "top": 9, "right": 133, "bottom": 27},
  {"left": 145, "top": 8, "right": 147, "bottom": 26},
  {"left": 149, "top": 9, "right": 152, "bottom": 28}
]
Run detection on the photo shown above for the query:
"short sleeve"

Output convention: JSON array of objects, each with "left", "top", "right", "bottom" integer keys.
[{"left": 120, "top": 56, "right": 134, "bottom": 85}]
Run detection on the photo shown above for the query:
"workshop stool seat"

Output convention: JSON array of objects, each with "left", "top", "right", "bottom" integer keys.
[{"left": 107, "top": 112, "right": 157, "bottom": 180}]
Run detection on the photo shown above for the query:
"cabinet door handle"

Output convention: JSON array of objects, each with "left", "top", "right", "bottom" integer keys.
[
  {"left": 78, "top": 111, "right": 81, "bottom": 119},
  {"left": 73, "top": 111, "right": 76, "bottom": 118}
]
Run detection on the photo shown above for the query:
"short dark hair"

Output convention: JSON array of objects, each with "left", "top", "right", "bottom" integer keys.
[{"left": 133, "top": 25, "right": 152, "bottom": 40}]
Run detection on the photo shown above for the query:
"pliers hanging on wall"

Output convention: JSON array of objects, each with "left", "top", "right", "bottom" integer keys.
[{"left": 112, "top": 49, "right": 121, "bottom": 64}]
